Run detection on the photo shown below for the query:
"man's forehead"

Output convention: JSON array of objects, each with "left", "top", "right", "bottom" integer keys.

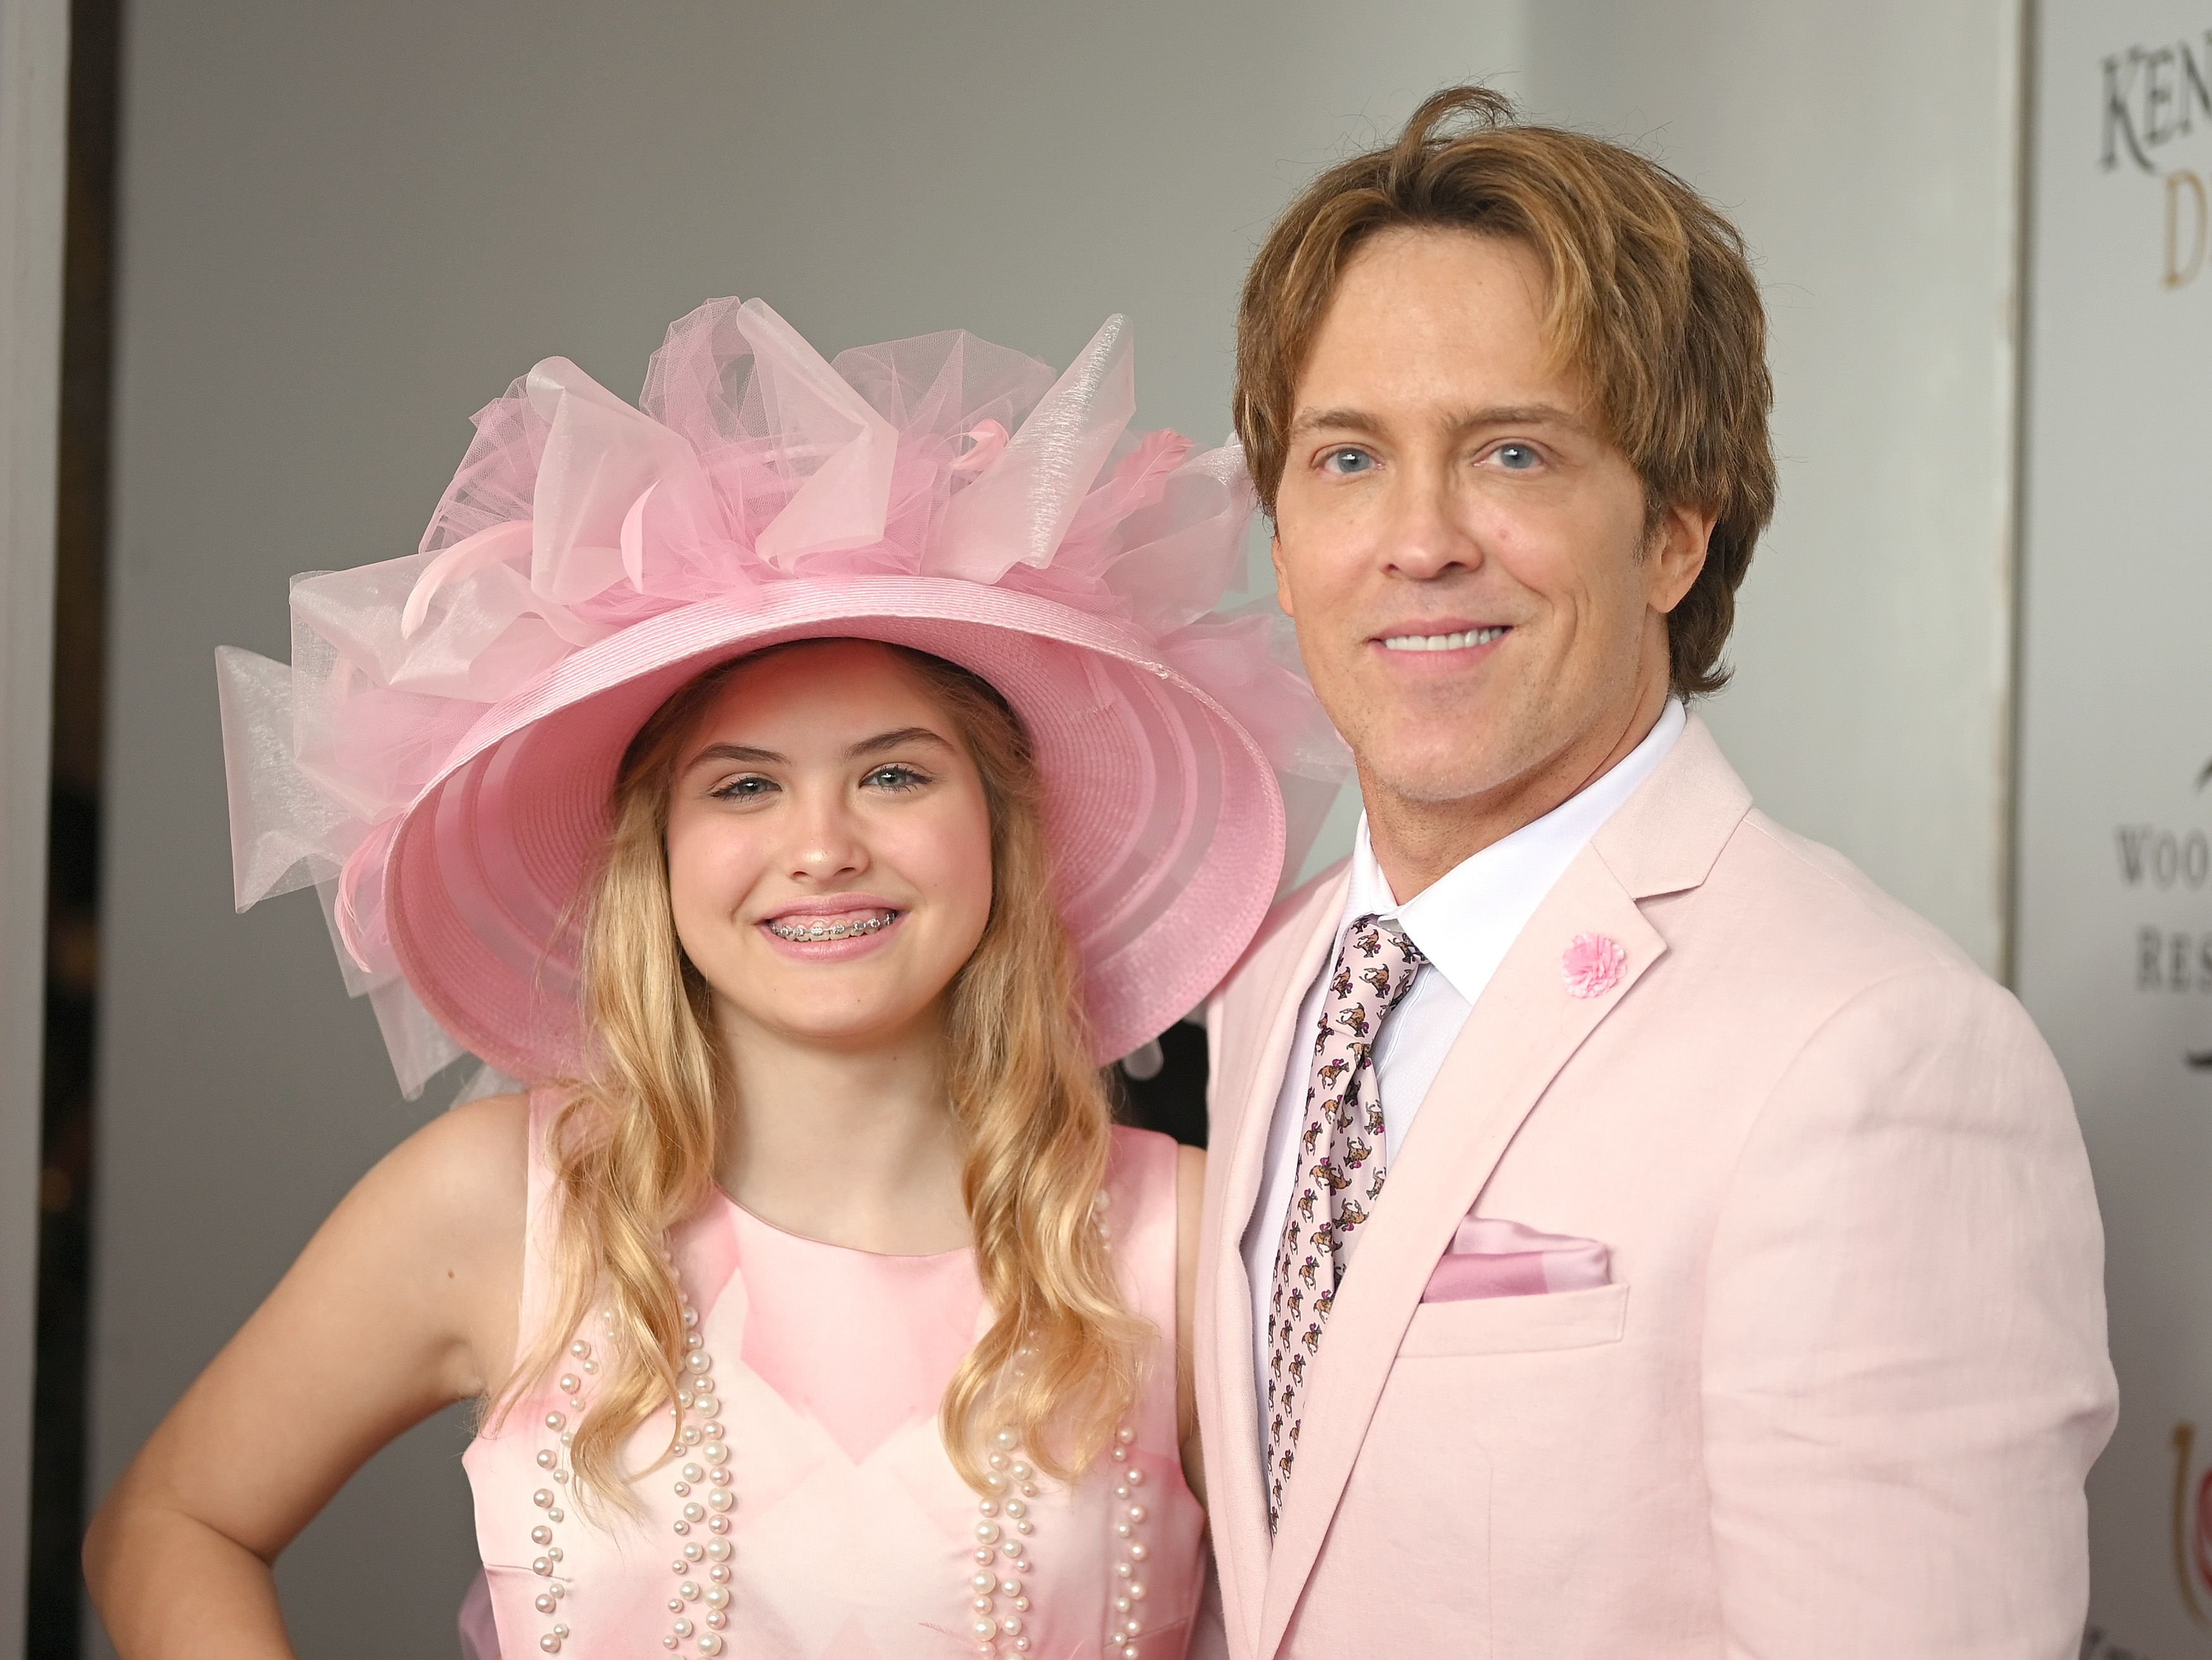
[{"left": 1296, "top": 238, "right": 1585, "bottom": 410}]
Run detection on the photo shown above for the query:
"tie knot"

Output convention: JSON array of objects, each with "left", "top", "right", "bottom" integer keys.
[
  {"left": 1334, "top": 914, "right": 1427, "bottom": 1006},
  {"left": 1348, "top": 913, "right": 1426, "bottom": 962}
]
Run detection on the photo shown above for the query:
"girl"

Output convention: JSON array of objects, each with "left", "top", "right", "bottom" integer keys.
[{"left": 85, "top": 299, "right": 1339, "bottom": 1658}]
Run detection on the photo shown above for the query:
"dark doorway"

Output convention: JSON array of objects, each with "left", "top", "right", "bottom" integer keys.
[{"left": 29, "top": 1, "right": 121, "bottom": 1653}]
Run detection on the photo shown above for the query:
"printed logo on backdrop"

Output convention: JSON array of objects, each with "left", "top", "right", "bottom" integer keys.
[
  {"left": 2077, "top": 1422, "right": 2212, "bottom": 1657},
  {"left": 2119, "top": 753, "right": 2212, "bottom": 1067},
  {"left": 2101, "top": 28, "right": 2212, "bottom": 287}
]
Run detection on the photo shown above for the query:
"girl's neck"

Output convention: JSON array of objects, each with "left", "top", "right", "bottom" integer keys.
[{"left": 711, "top": 1010, "right": 971, "bottom": 1256}]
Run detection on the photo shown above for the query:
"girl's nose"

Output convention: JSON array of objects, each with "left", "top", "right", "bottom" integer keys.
[{"left": 784, "top": 788, "right": 867, "bottom": 884}]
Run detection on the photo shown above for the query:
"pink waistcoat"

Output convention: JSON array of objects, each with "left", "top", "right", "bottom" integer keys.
[{"left": 466, "top": 1094, "right": 1203, "bottom": 1660}]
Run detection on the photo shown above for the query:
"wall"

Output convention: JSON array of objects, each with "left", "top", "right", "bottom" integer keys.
[
  {"left": 85, "top": 2, "right": 2029, "bottom": 1654},
  {"left": 1526, "top": 0, "right": 2027, "bottom": 973},
  {"left": 83, "top": 6, "right": 1524, "bottom": 1656}
]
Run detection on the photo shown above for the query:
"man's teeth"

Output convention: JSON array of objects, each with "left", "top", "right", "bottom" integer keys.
[
  {"left": 767, "top": 910, "right": 897, "bottom": 943},
  {"left": 1382, "top": 627, "right": 1507, "bottom": 652}
]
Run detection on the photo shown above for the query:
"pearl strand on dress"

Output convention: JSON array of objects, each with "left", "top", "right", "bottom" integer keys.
[
  {"left": 954, "top": 1183, "right": 1151, "bottom": 1659},
  {"left": 967, "top": 1423, "right": 1040, "bottom": 1653},
  {"left": 1105, "top": 1426, "right": 1149, "bottom": 1659},
  {"left": 1094, "top": 1186, "right": 1150, "bottom": 1660},
  {"left": 526, "top": 1328, "right": 602, "bottom": 1654},
  {"left": 662, "top": 1249, "right": 735, "bottom": 1656}
]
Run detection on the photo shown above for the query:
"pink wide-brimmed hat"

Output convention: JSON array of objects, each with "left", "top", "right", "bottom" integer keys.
[{"left": 217, "top": 299, "right": 1346, "bottom": 1096}]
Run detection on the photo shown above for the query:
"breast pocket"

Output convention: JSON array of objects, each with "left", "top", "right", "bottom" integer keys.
[{"left": 1398, "top": 1280, "right": 1630, "bottom": 1358}]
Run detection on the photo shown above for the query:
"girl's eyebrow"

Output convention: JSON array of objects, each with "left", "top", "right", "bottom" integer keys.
[
  {"left": 683, "top": 728, "right": 955, "bottom": 769},
  {"left": 845, "top": 727, "right": 955, "bottom": 760},
  {"left": 685, "top": 741, "right": 783, "bottom": 768}
]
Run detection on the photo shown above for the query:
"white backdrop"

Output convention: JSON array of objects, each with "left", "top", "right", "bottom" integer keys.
[{"left": 2018, "top": 2, "right": 2212, "bottom": 1651}]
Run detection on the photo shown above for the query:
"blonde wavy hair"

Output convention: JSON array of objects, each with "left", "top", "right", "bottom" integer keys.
[{"left": 492, "top": 640, "right": 1149, "bottom": 1507}]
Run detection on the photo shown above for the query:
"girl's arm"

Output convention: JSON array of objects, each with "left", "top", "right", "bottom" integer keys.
[{"left": 84, "top": 1093, "right": 531, "bottom": 1659}]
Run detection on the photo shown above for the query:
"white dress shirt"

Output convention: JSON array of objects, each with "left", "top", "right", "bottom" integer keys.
[{"left": 1239, "top": 699, "right": 1686, "bottom": 1446}]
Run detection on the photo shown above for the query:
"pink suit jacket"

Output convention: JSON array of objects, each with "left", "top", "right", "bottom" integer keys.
[{"left": 1195, "top": 717, "right": 2116, "bottom": 1659}]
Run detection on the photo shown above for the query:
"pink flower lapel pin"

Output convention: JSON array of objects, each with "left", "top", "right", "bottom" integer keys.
[{"left": 1562, "top": 932, "right": 1627, "bottom": 999}]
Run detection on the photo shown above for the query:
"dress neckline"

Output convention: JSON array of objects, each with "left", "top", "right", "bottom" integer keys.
[{"left": 713, "top": 1186, "right": 975, "bottom": 1263}]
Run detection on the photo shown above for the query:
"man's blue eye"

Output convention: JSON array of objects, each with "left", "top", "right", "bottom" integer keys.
[
  {"left": 1494, "top": 443, "right": 1539, "bottom": 471},
  {"left": 1324, "top": 449, "right": 1374, "bottom": 475}
]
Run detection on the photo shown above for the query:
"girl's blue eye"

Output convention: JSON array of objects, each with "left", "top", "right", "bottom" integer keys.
[
  {"left": 866, "top": 764, "right": 929, "bottom": 792},
  {"left": 1494, "top": 443, "right": 1540, "bottom": 471},
  {"left": 1322, "top": 448, "right": 1374, "bottom": 476},
  {"left": 710, "top": 774, "right": 776, "bottom": 801}
]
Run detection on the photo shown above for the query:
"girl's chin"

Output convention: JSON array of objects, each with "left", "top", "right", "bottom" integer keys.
[
  {"left": 695, "top": 958, "right": 956, "bottom": 1053},
  {"left": 723, "top": 1000, "right": 948, "bottom": 1055}
]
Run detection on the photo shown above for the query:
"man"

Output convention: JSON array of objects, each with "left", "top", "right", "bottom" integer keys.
[{"left": 1195, "top": 87, "right": 2115, "bottom": 1657}]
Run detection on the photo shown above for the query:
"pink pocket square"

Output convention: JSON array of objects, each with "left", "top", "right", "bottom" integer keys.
[{"left": 1420, "top": 1215, "right": 1613, "bottom": 1303}]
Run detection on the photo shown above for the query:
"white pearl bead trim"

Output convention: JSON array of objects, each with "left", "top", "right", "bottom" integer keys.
[
  {"left": 528, "top": 1262, "right": 741, "bottom": 1657},
  {"left": 662, "top": 1247, "right": 734, "bottom": 1656},
  {"left": 967, "top": 1423, "right": 1043, "bottom": 1656},
  {"left": 1103, "top": 1425, "right": 1148, "bottom": 1659},
  {"left": 959, "top": 1187, "right": 1145, "bottom": 1657},
  {"left": 1095, "top": 1191, "right": 1147, "bottom": 1658},
  {"left": 523, "top": 1329, "right": 602, "bottom": 1653}
]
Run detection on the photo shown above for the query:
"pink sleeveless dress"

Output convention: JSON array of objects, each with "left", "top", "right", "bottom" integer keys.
[{"left": 464, "top": 1094, "right": 1205, "bottom": 1660}]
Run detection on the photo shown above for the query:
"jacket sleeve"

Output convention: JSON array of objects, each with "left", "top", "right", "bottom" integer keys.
[{"left": 1699, "top": 963, "right": 2116, "bottom": 1658}]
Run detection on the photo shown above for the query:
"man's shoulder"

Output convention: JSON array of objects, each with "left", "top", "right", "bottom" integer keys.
[
  {"left": 1696, "top": 807, "right": 2010, "bottom": 1017},
  {"left": 1620, "top": 809, "right": 2066, "bottom": 1143}
]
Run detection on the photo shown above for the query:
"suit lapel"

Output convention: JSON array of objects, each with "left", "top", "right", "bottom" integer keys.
[
  {"left": 1253, "top": 716, "right": 1751, "bottom": 1656},
  {"left": 1197, "top": 867, "right": 1348, "bottom": 1648},
  {"left": 1254, "top": 853, "right": 1661, "bottom": 1652}
]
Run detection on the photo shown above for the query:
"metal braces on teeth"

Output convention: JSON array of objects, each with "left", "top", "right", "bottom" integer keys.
[{"left": 767, "top": 912, "right": 895, "bottom": 943}]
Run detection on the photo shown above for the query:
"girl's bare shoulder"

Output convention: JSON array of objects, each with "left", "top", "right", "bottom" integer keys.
[
  {"left": 376, "top": 1090, "right": 534, "bottom": 1234},
  {"left": 335, "top": 1089, "right": 535, "bottom": 1337},
  {"left": 341, "top": 1091, "right": 536, "bottom": 1397}
]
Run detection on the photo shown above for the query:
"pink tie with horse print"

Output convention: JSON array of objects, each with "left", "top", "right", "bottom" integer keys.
[{"left": 1265, "top": 913, "right": 1427, "bottom": 1533}]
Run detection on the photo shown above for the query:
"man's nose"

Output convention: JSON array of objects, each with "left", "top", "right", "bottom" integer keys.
[{"left": 1379, "top": 467, "right": 1481, "bottom": 581}]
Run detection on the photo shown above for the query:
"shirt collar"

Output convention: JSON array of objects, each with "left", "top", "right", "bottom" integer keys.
[{"left": 1341, "top": 698, "right": 1687, "bottom": 1002}]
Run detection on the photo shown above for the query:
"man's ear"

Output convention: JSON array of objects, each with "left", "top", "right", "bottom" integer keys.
[
  {"left": 1271, "top": 531, "right": 1296, "bottom": 617},
  {"left": 1648, "top": 503, "right": 1715, "bottom": 616}
]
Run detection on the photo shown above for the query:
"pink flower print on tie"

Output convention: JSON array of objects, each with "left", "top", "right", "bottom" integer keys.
[{"left": 1562, "top": 932, "right": 1627, "bottom": 998}]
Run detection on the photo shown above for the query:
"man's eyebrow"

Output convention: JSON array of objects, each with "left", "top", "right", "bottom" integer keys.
[
  {"left": 1288, "top": 406, "right": 1388, "bottom": 440},
  {"left": 1450, "top": 402, "right": 1589, "bottom": 435},
  {"left": 845, "top": 727, "right": 956, "bottom": 760},
  {"left": 1286, "top": 402, "right": 1591, "bottom": 440}
]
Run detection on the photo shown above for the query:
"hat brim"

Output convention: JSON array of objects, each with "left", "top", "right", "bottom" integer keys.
[{"left": 382, "top": 576, "right": 1286, "bottom": 1078}]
